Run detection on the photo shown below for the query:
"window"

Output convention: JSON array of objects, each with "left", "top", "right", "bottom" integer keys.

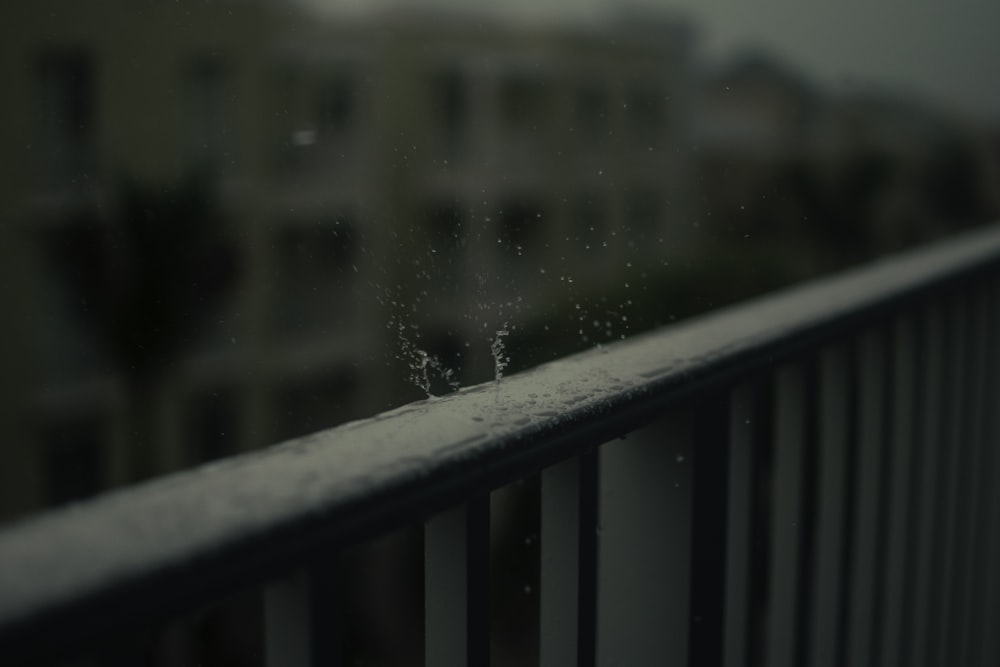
[
  {"left": 424, "top": 200, "right": 466, "bottom": 291},
  {"left": 576, "top": 83, "right": 609, "bottom": 143},
  {"left": 183, "top": 57, "right": 232, "bottom": 174},
  {"left": 38, "top": 228, "right": 110, "bottom": 383},
  {"left": 430, "top": 68, "right": 468, "bottom": 156},
  {"left": 186, "top": 389, "right": 241, "bottom": 464},
  {"left": 36, "top": 50, "right": 95, "bottom": 188},
  {"left": 498, "top": 198, "right": 547, "bottom": 257},
  {"left": 273, "top": 216, "right": 357, "bottom": 338},
  {"left": 574, "top": 193, "right": 610, "bottom": 254},
  {"left": 42, "top": 416, "right": 105, "bottom": 505},
  {"left": 628, "top": 85, "right": 664, "bottom": 146},
  {"left": 319, "top": 73, "right": 356, "bottom": 132},
  {"left": 275, "top": 370, "right": 359, "bottom": 442},
  {"left": 626, "top": 190, "right": 661, "bottom": 244},
  {"left": 499, "top": 75, "right": 548, "bottom": 130}
]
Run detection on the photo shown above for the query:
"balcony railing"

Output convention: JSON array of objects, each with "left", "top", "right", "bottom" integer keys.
[{"left": 2, "top": 225, "right": 1000, "bottom": 666}]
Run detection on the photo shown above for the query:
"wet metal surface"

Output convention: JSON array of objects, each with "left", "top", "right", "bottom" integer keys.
[{"left": 1, "top": 223, "right": 999, "bottom": 658}]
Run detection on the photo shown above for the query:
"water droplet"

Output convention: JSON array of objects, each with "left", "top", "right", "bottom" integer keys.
[
  {"left": 292, "top": 128, "right": 316, "bottom": 146},
  {"left": 398, "top": 327, "right": 460, "bottom": 397},
  {"left": 491, "top": 323, "right": 511, "bottom": 384}
]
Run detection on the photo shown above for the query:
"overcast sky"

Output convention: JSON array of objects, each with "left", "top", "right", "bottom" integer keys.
[{"left": 299, "top": 0, "right": 1000, "bottom": 123}]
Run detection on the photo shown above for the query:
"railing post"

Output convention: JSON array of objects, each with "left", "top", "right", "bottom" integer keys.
[
  {"left": 426, "top": 506, "right": 468, "bottom": 667},
  {"left": 540, "top": 456, "right": 580, "bottom": 667},
  {"left": 723, "top": 386, "right": 754, "bottom": 667},
  {"left": 264, "top": 572, "right": 313, "bottom": 667},
  {"left": 264, "top": 562, "right": 342, "bottom": 667},
  {"left": 973, "top": 277, "right": 1000, "bottom": 667},
  {"left": 807, "top": 345, "right": 850, "bottom": 667},
  {"left": 935, "top": 293, "right": 973, "bottom": 666},
  {"left": 266, "top": 573, "right": 312, "bottom": 667},
  {"left": 596, "top": 413, "right": 692, "bottom": 666},
  {"left": 426, "top": 495, "right": 491, "bottom": 667},
  {"left": 905, "top": 301, "right": 945, "bottom": 667},
  {"left": 950, "top": 286, "right": 990, "bottom": 665},
  {"left": 877, "top": 316, "right": 917, "bottom": 667},
  {"left": 578, "top": 449, "right": 599, "bottom": 667},
  {"left": 688, "top": 390, "right": 732, "bottom": 667},
  {"left": 763, "top": 365, "right": 806, "bottom": 667},
  {"left": 845, "top": 330, "right": 889, "bottom": 667},
  {"left": 467, "top": 495, "right": 490, "bottom": 667}
]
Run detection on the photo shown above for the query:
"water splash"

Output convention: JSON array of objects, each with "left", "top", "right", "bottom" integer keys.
[
  {"left": 396, "top": 322, "right": 460, "bottom": 398},
  {"left": 411, "top": 347, "right": 460, "bottom": 398},
  {"left": 491, "top": 323, "right": 511, "bottom": 384}
]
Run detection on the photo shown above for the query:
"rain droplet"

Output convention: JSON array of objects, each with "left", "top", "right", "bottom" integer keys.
[{"left": 491, "top": 323, "right": 511, "bottom": 384}]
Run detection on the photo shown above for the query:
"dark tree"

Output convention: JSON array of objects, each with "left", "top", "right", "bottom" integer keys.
[{"left": 55, "top": 175, "right": 240, "bottom": 480}]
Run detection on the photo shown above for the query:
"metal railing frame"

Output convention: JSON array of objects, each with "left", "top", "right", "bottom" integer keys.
[{"left": 2, "top": 224, "right": 1000, "bottom": 665}]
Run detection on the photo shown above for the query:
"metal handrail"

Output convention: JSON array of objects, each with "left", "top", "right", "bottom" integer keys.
[{"left": 2, "top": 224, "right": 1000, "bottom": 659}]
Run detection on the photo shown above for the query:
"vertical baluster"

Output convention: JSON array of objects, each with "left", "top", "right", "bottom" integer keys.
[
  {"left": 877, "top": 317, "right": 917, "bottom": 667},
  {"left": 928, "top": 293, "right": 968, "bottom": 667},
  {"left": 490, "top": 475, "right": 541, "bottom": 665},
  {"left": 467, "top": 495, "right": 490, "bottom": 667},
  {"left": 426, "top": 496, "right": 491, "bottom": 667},
  {"left": 723, "top": 385, "right": 753, "bottom": 667},
  {"left": 970, "top": 281, "right": 998, "bottom": 664},
  {"left": 974, "top": 277, "right": 1000, "bottom": 667},
  {"left": 906, "top": 301, "right": 945, "bottom": 667},
  {"left": 832, "top": 343, "right": 861, "bottom": 667},
  {"left": 541, "top": 457, "right": 580, "bottom": 667},
  {"left": 845, "top": 330, "right": 888, "bottom": 667},
  {"left": 870, "top": 336, "right": 896, "bottom": 667},
  {"left": 944, "top": 291, "right": 977, "bottom": 664},
  {"left": 794, "top": 361, "right": 821, "bottom": 667},
  {"left": 596, "top": 412, "right": 692, "bottom": 666},
  {"left": 894, "top": 309, "right": 927, "bottom": 667},
  {"left": 745, "top": 374, "right": 776, "bottom": 667},
  {"left": 689, "top": 391, "right": 732, "bottom": 667},
  {"left": 808, "top": 346, "right": 850, "bottom": 667},
  {"left": 578, "top": 449, "right": 599, "bottom": 667},
  {"left": 426, "top": 506, "right": 468, "bottom": 667},
  {"left": 764, "top": 365, "right": 806, "bottom": 667},
  {"left": 950, "top": 286, "right": 987, "bottom": 665},
  {"left": 960, "top": 283, "right": 989, "bottom": 666},
  {"left": 265, "top": 560, "right": 342, "bottom": 667},
  {"left": 265, "top": 574, "right": 311, "bottom": 667}
]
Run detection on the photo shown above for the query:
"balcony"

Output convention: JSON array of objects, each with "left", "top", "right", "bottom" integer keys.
[{"left": 1, "top": 224, "right": 1000, "bottom": 666}]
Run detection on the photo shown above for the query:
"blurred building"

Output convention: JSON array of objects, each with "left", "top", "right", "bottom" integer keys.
[
  {"left": 690, "top": 52, "right": 1000, "bottom": 269},
  {"left": 0, "top": 0, "right": 284, "bottom": 518},
  {"left": 0, "top": 0, "right": 697, "bottom": 520},
  {"left": 3, "top": 0, "right": 994, "bottom": 524}
]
